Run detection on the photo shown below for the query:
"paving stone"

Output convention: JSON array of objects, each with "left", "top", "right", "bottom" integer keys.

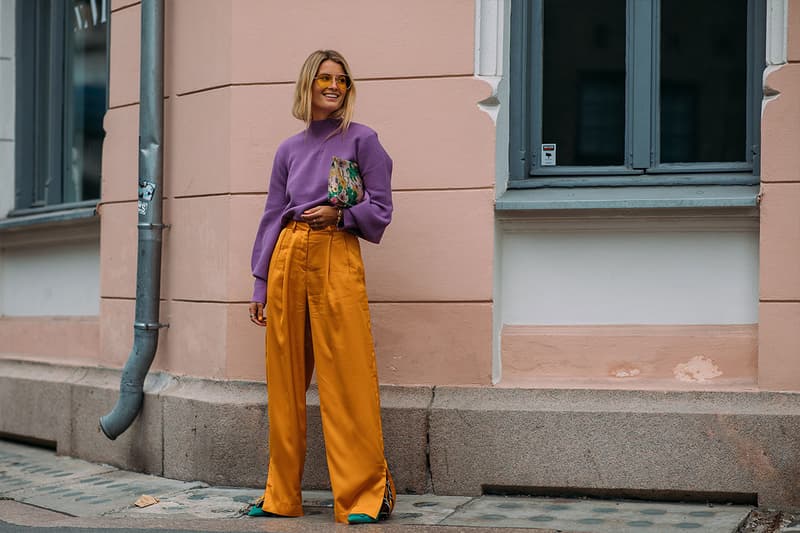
[
  {"left": 0, "top": 441, "right": 116, "bottom": 498},
  {"left": 111, "top": 488, "right": 472, "bottom": 525},
  {"left": 301, "top": 490, "right": 473, "bottom": 525},
  {"left": 113, "top": 487, "right": 263, "bottom": 519},
  {"left": 300, "top": 490, "right": 334, "bottom": 508},
  {"left": 9, "top": 470, "right": 208, "bottom": 517},
  {"left": 298, "top": 490, "right": 474, "bottom": 525},
  {"left": 1, "top": 439, "right": 762, "bottom": 530},
  {"left": 391, "top": 494, "right": 473, "bottom": 524},
  {"left": 0, "top": 441, "right": 61, "bottom": 469},
  {"left": 442, "top": 496, "right": 751, "bottom": 532}
]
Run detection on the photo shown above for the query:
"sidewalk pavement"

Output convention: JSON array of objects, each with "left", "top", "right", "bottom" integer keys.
[{"left": 0, "top": 438, "right": 795, "bottom": 532}]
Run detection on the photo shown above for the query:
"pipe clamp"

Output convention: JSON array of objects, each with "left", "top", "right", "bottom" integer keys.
[{"left": 134, "top": 322, "right": 170, "bottom": 330}]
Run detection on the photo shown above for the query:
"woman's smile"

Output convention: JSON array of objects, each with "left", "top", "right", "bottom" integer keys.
[{"left": 311, "top": 60, "right": 347, "bottom": 120}]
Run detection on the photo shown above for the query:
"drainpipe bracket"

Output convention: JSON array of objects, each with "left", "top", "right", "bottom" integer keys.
[
  {"left": 137, "top": 223, "right": 170, "bottom": 229},
  {"left": 134, "top": 322, "right": 170, "bottom": 330}
]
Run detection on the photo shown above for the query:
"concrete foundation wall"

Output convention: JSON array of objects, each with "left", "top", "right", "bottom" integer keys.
[
  {"left": 430, "top": 387, "right": 800, "bottom": 508},
  {"left": 2, "top": 358, "right": 799, "bottom": 509}
]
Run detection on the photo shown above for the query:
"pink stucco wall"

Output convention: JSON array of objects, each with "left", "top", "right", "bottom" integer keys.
[
  {"left": 15, "top": 1, "right": 792, "bottom": 392},
  {"left": 757, "top": 0, "right": 800, "bottom": 391},
  {"left": 97, "top": 1, "right": 495, "bottom": 385}
]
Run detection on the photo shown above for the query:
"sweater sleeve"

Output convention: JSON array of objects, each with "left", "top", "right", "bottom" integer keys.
[
  {"left": 250, "top": 148, "right": 288, "bottom": 303},
  {"left": 341, "top": 131, "right": 393, "bottom": 243}
]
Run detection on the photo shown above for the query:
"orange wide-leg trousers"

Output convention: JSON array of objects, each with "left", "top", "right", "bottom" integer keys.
[{"left": 259, "top": 221, "right": 394, "bottom": 523}]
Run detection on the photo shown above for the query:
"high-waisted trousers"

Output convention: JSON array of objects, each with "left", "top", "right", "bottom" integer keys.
[{"left": 259, "top": 220, "right": 394, "bottom": 523}]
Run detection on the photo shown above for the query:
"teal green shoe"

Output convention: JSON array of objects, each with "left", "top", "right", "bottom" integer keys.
[
  {"left": 247, "top": 498, "right": 286, "bottom": 518},
  {"left": 248, "top": 505, "right": 271, "bottom": 517},
  {"left": 347, "top": 513, "right": 378, "bottom": 524}
]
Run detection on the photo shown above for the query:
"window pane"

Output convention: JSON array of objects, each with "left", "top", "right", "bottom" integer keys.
[
  {"left": 63, "top": 0, "right": 107, "bottom": 203},
  {"left": 32, "top": 5, "right": 54, "bottom": 208},
  {"left": 542, "top": 0, "right": 626, "bottom": 167},
  {"left": 660, "top": 0, "right": 747, "bottom": 164}
]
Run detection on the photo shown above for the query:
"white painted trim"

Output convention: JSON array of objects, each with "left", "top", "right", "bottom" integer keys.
[
  {"left": 475, "top": 0, "right": 504, "bottom": 77},
  {"left": 485, "top": 0, "right": 511, "bottom": 384},
  {"left": 492, "top": 221, "right": 503, "bottom": 384},
  {"left": 766, "top": 0, "right": 788, "bottom": 65},
  {"left": 475, "top": 0, "right": 505, "bottom": 124}
]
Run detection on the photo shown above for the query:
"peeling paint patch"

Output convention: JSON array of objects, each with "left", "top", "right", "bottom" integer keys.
[
  {"left": 673, "top": 355, "right": 723, "bottom": 383},
  {"left": 611, "top": 367, "right": 641, "bottom": 378}
]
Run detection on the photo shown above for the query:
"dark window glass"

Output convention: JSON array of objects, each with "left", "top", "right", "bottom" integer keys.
[
  {"left": 660, "top": 0, "right": 747, "bottom": 163},
  {"left": 15, "top": 0, "right": 107, "bottom": 212},
  {"left": 542, "top": 0, "right": 626, "bottom": 166},
  {"left": 64, "top": 0, "right": 108, "bottom": 202}
]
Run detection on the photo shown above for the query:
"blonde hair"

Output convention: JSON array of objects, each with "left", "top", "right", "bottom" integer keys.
[{"left": 292, "top": 50, "right": 356, "bottom": 133}]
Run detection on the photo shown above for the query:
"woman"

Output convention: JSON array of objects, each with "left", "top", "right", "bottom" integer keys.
[{"left": 247, "top": 50, "right": 395, "bottom": 525}]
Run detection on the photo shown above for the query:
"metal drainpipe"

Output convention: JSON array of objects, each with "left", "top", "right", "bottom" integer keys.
[{"left": 100, "top": 0, "right": 167, "bottom": 440}]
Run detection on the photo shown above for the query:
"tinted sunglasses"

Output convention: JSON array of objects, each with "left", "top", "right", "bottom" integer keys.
[{"left": 314, "top": 74, "right": 352, "bottom": 91}]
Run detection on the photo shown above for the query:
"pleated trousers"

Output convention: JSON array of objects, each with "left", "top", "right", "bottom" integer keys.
[{"left": 260, "top": 220, "right": 394, "bottom": 523}]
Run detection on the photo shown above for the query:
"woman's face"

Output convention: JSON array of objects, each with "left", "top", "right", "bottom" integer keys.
[{"left": 311, "top": 60, "right": 348, "bottom": 120}]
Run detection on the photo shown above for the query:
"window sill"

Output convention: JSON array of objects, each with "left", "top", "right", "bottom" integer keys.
[
  {"left": 0, "top": 203, "right": 98, "bottom": 233},
  {"left": 0, "top": 204, "right": 99, "bottom": 248},
  {"left": 495, "top": 185, "right": 760, "bottom": 211}
]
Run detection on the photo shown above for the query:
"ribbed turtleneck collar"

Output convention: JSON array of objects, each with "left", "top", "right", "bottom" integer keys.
[{"left": 307, "top": 117, "right": 342, "bottom": 136}]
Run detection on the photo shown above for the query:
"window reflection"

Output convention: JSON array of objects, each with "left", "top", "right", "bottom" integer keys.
[
  {"left": 660, "top": 0, "right": 747, "bottom": 163},
  {"left": 64, "top": 0, "right": 107, "bottom": 203},
  {"left": 542, "top": 0, "right": 626, "bottom": 167}
]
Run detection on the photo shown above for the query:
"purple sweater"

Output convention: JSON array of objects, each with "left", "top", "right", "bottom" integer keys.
[{"left": 250, "top": 118, "right": 393, "bottom": 303}]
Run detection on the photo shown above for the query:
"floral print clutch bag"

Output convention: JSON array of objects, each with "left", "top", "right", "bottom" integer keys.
[{"left": 328, "top": 156, "right": 364, "bottom": 208}]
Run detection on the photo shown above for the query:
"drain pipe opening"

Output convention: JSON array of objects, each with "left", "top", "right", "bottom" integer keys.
[{"left": 100, "top": 0, "right": 167, "bottom": 440}]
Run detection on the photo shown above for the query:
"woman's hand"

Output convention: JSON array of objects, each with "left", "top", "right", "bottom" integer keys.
[
  {"left": 301, "top": 206, "right": 340, "bottom": 230},
  {"left": 249, "top": 302, "right": 266, "bottom": 326}
]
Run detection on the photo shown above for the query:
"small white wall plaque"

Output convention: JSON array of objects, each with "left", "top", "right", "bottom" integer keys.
[{"left": 541, "top": 144, "right": 556, "bottom": 166}]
